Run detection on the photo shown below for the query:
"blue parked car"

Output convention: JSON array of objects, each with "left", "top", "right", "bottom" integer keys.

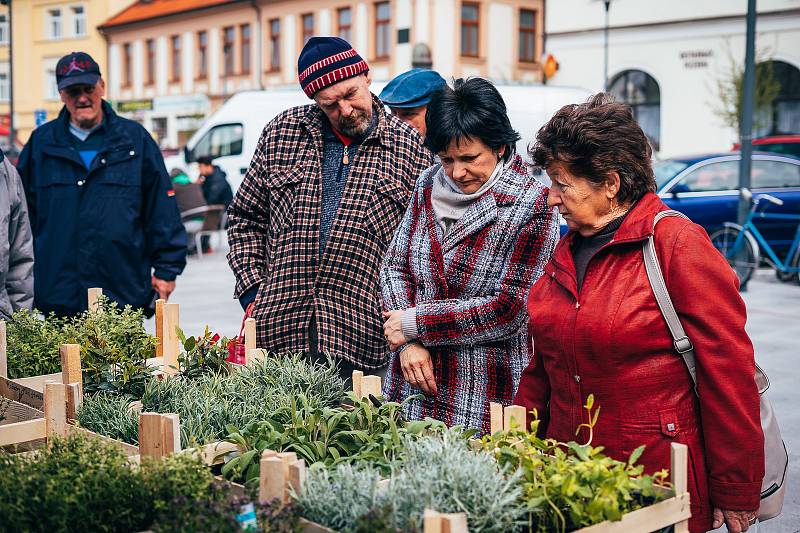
[
  {"left": 556, "top": 152, "right": 800, "bottom": 255},
  {"left": 654, "top": 152, "right": 800, "bottom": 256}
]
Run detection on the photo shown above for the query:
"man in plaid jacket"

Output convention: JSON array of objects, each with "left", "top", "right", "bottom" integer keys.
[{"left": 227, "top": 37, "right": 433, "bottom": 379}]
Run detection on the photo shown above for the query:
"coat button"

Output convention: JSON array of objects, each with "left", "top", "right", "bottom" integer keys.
[
  {"left": 667, "top": 423, "right": 676, "bottom": 432},
  {"left": 574, "top": 375, "right": 581, "bottom": 383},
  {"left": 100, "top": 158, "right": 106, "bottom": 164},
  {"left": 575, "top": 301, "right": 580, "bottom": 309},
  {"left": 129, "top": 150, "right": 135, "bottom": 156},
  {"left": 77, "top": 180, "right": 84, "bottom": 186}
]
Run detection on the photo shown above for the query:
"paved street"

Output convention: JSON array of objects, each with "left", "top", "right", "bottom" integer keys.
[{"left": 161, "top": 242, "right": 800, "bottom": 532}]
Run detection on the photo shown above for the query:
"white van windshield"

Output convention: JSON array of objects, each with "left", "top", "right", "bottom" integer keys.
[{"left": 191, "top": 123, "right": 244, "bottom": 161}]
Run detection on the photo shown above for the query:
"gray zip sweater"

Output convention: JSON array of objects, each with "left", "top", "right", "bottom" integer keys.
[{"left": 0, "top": 154, "right": 34, "bottom": 319}]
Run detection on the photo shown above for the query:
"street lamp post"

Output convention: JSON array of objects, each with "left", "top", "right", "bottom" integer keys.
[
  {"left": 737, "top": 0, "right": 757, "bottom": 291},
  {"left": 603, "top": 0, "right": 611, "bottom": 91}
]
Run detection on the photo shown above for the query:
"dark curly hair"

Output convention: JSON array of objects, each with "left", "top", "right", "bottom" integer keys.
[
  {"left": 425, "top": 77, "right": 520, "bottom": 163},
  {"left": 530, "top": 93, "right": 656, "bottom": 204}
]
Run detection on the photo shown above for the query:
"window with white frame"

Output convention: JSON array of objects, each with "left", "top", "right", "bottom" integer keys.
[
  {"left": 0, "top": 15, "right": 8, "bottom": 44},
  {"left": 72, "top": 6, "right": 86, "bottom": 37},
  {"left": 44, "top": 61, "right": 59, "bottom": 100},
  {"left": 48, "top": 9, "right": 63, "bottom": 39},
  {"left": 0, "top": 73, "right": 9, "bottom": 102}
]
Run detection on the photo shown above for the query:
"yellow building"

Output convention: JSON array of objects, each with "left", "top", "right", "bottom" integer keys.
[{"left": 0, "top": 0, "right": 131, "bottom": 144}]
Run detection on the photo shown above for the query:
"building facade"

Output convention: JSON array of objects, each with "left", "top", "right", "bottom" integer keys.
[
  {"left": 543, "top": 0, "right": 800, "bottom": 158},
  {"left": 100, "top": 0, "right": 544, "bottom": 150},
  {"left": 0, "top": 0, "right": 131, "bottom": 143}
]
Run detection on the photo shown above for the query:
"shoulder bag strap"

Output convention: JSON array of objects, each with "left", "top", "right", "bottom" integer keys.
[{"left": 643, "top": 210, "right": 700, "bottom": 392}]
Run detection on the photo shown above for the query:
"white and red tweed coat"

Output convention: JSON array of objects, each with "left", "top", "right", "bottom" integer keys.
[{"left": 380, "top": 154, "right": 558, "bottom": 433}]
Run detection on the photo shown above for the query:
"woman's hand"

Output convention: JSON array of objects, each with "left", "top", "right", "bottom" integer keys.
[
  {"left": 712, "top": 508, "right": 758, "bottom": 532},
  {"left": 382, "top": 310, "right": 408, "bottom": 350},
  {"left": 400, "top": 343, "right": 437, "bottom": 396}
]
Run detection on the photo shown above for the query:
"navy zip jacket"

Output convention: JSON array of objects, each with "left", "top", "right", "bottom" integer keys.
[{"left": 17, "top": 101, "right": 187, "bottom": 316}]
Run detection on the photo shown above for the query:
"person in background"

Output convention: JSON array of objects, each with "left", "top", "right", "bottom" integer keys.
[
  {"left": 197, "top": 156, "right": 233, "bottom": 209},
  {"left": 514, "top": 94, "right": 763, "bottom": 533},
  {"left": 170, "top": 168, "right": 206, "bottom": 255},
  {"left": 380, "top": 78, "right": 558, "bottom": 433},
  {"left": 17, "top": 52, "right": 186, "bottom": 317},
  {"left": 227, "top": 37, "right": 432, "bottom": 384},
  {"left": 379, "top": 68, "right": 446, "bottom": 140},
  {"left": 0, "top": 150, "right": 34, "bottom": 319}
]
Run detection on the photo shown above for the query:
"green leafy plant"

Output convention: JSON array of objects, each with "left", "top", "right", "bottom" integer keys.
[
  {"left": 0, "top": 433, "right": 216, "bottom": 533},
  {"left": 297, "top": 430, "right": 524, "bottom": 533},
  {"left": 175, "top": 326, "right": 230, "bottom": 378},
  {"left": 77, "top": 354, "right": 346, "bottom": 448},
  {"left": 76, "top": 393, "right": 140, "bottom": 444},
  {"left": 481, "top": 395, "right": 670, "bottom": 532},
  {"left": 221, "top": 393, "right": 455, "bottom": 487},
  {"left": 5, "top": 309, "right": 73, "bottom": 378}
]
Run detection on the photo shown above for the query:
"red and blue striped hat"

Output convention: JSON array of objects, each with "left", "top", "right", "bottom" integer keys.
[{"left": 298, "top": 37, "right": 369, "bottom": 98}]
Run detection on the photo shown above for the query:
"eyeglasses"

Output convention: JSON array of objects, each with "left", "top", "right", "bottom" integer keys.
[{"left": 63, "top": 85, "right": 96, "bottom": 98}]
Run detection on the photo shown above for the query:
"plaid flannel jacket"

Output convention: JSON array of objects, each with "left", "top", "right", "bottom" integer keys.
[
  {"left": 380, "top": 155, "right": 558, "bottom": 432},
  {"left": 227, "top": 96, "right": 433, "bottom": 368}
]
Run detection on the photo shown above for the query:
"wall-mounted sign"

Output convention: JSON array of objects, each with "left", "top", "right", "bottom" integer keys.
[
  {"left": 117, "top": 99, "right": 154, "bottom": 113},
  {"left": 680, "top": 50, "right": 713, "bottom": 69}
]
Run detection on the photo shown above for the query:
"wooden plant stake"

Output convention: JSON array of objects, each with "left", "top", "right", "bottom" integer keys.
[
  {"left": 362, "top": 375, "right": 382, "bottom": 399},
  {"left": 155, "top": 299, "right": 166, "bottom": 357},
  {"left": 87, "top": 287, "right": 103, "bottom": 312},
  {"left": 248, "top": 348, "right": 266, "bottom": 363},
  {"left": 260, "top": 455, "right": 289, "bottom": 503},
  {"left": 503, "top": 405, "right": 527, "bottom": 433},
  {"left": 139, "top": 412, "right": 164, "bottom": 459},
  {"left": 244, "top": 317, "right": 256, "bottom": 354},
  {"left": 65, "top": 382, "right": 82, "bottom": 421},
  {"left": 60, "top": 344, "right": 82, "bottom": 397},
  {"left": 44, "top": 382, "right": 68, "bottom": 438},
  {"left": 162, "top": 303, "right": 180, "bottom": 375},
  {"left": 671, "top": 443, "right": 690, "bottom": 533},
  {"left": 161, "top": 413, "right": 181, "bottom": 455},
  {"left": 489, "top": 402, "right": 503, "bottom": 434},
  {"left": 352, "top": 370, "right": 364, "bottom": 398},
  {"left": 0, "top": 320, "right": 7, "bottom": 379},
  {"left": 423, "top": 510, "right": 469, "bottom": 533}
]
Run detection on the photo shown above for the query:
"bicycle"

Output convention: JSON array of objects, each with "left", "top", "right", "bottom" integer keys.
[{"left": 709, "top": 188, "right": 800, "bottom": 287}]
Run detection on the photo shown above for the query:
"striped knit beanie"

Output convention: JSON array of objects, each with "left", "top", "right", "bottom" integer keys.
[{"left": 298, "top": 37, "right": 369, "bottom": 98}]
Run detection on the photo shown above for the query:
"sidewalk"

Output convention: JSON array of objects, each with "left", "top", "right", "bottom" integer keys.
[{"left": 163, "top": 251, "right": 800, "bottom": 532}]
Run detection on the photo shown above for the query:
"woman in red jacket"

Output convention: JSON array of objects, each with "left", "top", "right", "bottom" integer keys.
[{"left": 514, "top": 94, "right": 763, "bottom": 533}]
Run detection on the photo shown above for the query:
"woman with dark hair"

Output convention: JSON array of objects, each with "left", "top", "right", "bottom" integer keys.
[
  {"left": 380, "top": 78, "right": 558, "bottom": 433},
  {"left": 514, "top": 94, "right": 763, "bottom": 533}
]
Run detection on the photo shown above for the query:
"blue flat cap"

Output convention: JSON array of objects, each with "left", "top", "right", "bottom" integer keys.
[{"left": 379, "top": 68, "right": 446, "bottom": 108}]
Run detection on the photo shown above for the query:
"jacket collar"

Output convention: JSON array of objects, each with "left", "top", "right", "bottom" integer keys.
[
  {"left": 301, "top": 93, "right": 390, "bottom": 148},
  {"left": 432, "top": 153, "right": 529, "bottom": 253},
  {"left": 548, "top": 192, "right": 668, "bottom": 296},
  {"left": 46, "top": 100, "right": 132, "bottom": 150}
]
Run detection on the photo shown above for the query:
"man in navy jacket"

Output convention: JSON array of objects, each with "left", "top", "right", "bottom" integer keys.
[{"left": 17, "top": 52, "right": 186, "bottom": 316}]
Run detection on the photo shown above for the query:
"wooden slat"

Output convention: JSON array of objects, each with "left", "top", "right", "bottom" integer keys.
[
  {"left": 194, "top": 440, "right": 238, "bottom": 466},
  {"left": 503, "top": 405, "right": 527, "bottom": 432},
  {"left": 362, "top": 375, "right": 382, "bottom": 398},
  {"left": 287, "top": 459, "right": 306, "bottom": 497},
  {"left": 352, "top": 370, "right": 363, "bottom": 398},
  {"left": 44, "top": 382, "right": 67, "bottom": 438},
  {"left": 0, "top": 418, "right": 46, "bottom": 446},
  {"left": 87, "top": 287, "right": 103, "bottom": 312},
  {"left": 424, "top": 509, "right": 443, "bottom": 533},
  {"left": 442, "top": 513, "right": 468, "bottom": 533},
  {"left": 0, "top": 399, "right": 42, "bottom": 424},
  {"left": 161, "top": 413, "right": 181, "bottom": 455},
  {"left": 0, "top": 375, "right": 45, "bottom": 410},
  {"left": 489, "top": 402, "right": 503, "bottom": 434},
  {"left": 0, "top": 320, "right": 7, "bottom": 379},
  {"left": 162, "top": 303, "right": 180, "bottom": 375},
  {"left": 298, "top": 518, "right": 337, "bottom": 533},
  {"left": 244, "top": 318, "right": 256, "bottom": 353},
  {"left": 260, "top": 455, "right": 288, "bottom": 503},
  {"left": 60, "top": 344, "right": 82, "bottom": 397},
  {"left": 671, "top": 442, "right": 690, "bottom": 533},
  {"left": 155, "top": 299, "right": 165, "bottom": 357},
  {"left": 575, "top": 492, "right": 690, "bottom": 532},
  {"left": 138, "top": 412, "right": 164, "bottom": 459},
  {"left": 65, "top": 425, "right": 141, "bottom": 456},
  {"left": 65, "top": 383, "right": 82, "bottom": 421},
  {"left": 248, "top": 348, "right": 266, "bottom": 363}
]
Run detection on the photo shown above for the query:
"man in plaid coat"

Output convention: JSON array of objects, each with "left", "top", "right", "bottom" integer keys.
[{"left": 227, "top": 37, "right": 432, "bottom": 378}]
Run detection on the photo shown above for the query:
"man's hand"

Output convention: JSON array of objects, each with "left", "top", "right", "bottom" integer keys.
[
  {"left": 399, "top": 343, "right": 437, "bottom": 396},
  {"left": 712, "top": 508, "right": 758, "bottom": 533},
  {"left": 382, "top": 310, "right": 408, "bottom": 350},
  {"left": 152, "top": 276, "right": 176, "bottom": 301}
]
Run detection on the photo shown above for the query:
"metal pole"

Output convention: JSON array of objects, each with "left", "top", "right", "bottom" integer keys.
[
  {"left": 603, "top": 0, "right": 610, "bottom": 91},
  {"left": 738, "top": 0, "right": 756, "bottom": 226}
]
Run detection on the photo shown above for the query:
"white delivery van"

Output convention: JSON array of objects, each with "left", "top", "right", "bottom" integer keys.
[{"left": 165, "top": 82, "right": 591, "bottom": 191}]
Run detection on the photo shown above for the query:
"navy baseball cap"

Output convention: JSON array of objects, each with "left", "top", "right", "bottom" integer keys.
[
  {"left": 379, "top": 69, "right": 446, "bottom": 108},
  {"left": 56, "top": 52, "right": 101, "bottom": 90}
]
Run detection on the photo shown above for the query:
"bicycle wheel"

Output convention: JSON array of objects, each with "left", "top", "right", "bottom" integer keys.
[{"left": 710, "top": 227, "right": 758, "bottom": 286}]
